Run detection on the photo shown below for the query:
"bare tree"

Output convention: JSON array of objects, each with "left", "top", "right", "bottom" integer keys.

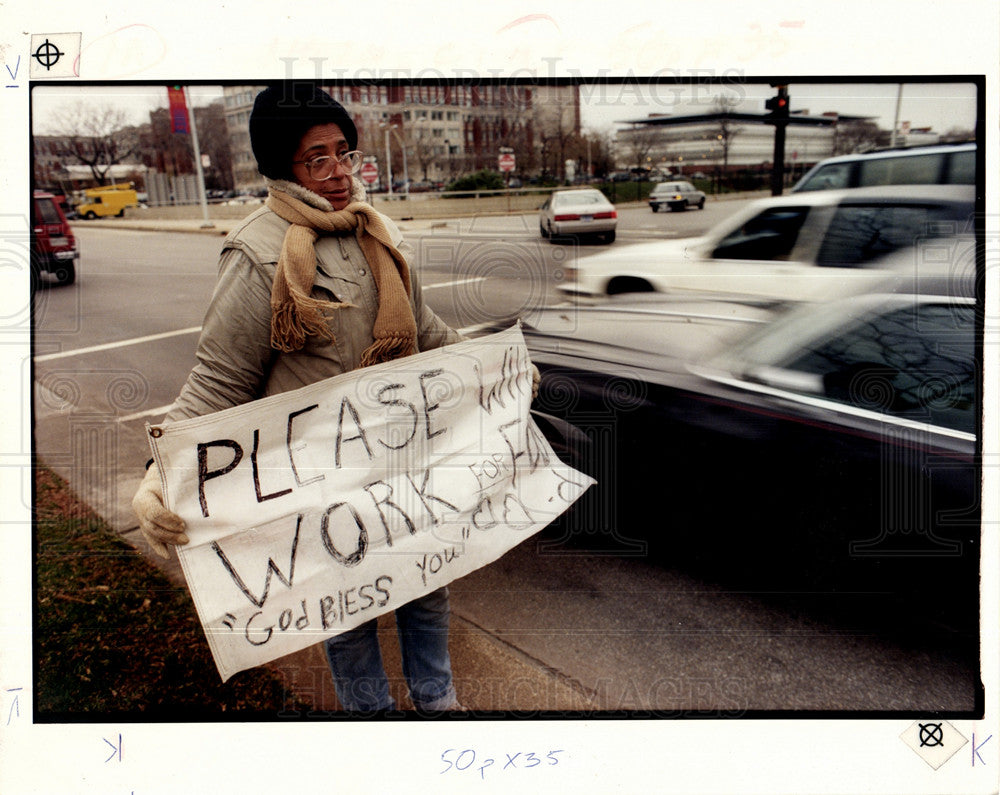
[
  {"left": 533, "top": 86, "right": 579, "bottom": 181},
  {"left": 47, "top": 101, "right": 139, "bottom": 185},
  {"left": 622, "top": 123, "right": 660, "bottom": 175},
  {"left": 493, "top": 86, "right": 535, "bottom": 177},
  {"left": 192, "top": 102, "right": 235, "bottom": 192},
  {"left": 407, "top": 127, "right": 437, "bottom": 181},
  {"left": 832, "top": 119, "right": 890, "bottom": 155},
  {"left": 575, "top": 127, "right": 614, "bottom": 180},
  {"left": 711, "top": 94, "right": 744, "bottom": 184}
]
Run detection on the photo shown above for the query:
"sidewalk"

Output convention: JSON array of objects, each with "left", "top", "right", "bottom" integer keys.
[{"left": 116, "top": 500, "right": 597, "bottom": 712}]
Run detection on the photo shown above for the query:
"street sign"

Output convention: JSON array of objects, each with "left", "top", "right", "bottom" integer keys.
[
  {"left": 360, "top": 162, "right": 379, "bottom": 184},
  {"left": 498, "top": 152, "right": 516, "bottom": 172}
]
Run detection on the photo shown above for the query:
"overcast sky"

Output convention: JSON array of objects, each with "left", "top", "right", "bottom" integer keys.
[
  {"left": 31, "top": 80, "right": 979, "bottom": 138},
  {"left": 580, "top": 81, "right": 978, "bottom": 134}
]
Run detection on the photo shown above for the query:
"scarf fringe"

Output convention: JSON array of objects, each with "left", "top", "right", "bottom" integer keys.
[
  {"left": 270, "top": 294, "right": 339, "bottom": 353},
  {"left": 360, "top": 335, "right": 417, "bottom": 367}
]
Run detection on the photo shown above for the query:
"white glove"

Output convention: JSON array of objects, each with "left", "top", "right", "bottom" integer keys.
[{"left": 132, "top": 462, "right": 188, "bottom": 559}]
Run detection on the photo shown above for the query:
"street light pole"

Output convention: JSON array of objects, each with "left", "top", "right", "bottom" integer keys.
[
  {"left": 384, "top": 127, "right": 393, "bottom": 199},
  {"left": 392, "top": 126, "right": 409, "bottom": 199},
  {"left": 380, "top": 122, "right": 409, "bottom": 199},
  {"left": 183, "top": 86, "right": 214, "bottom": 229}
]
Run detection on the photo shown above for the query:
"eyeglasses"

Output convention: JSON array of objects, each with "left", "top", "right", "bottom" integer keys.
[{"left": 293, "top": 150, "right": 364, "bottom": 180}]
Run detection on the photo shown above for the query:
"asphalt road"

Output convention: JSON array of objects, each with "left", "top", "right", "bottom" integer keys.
[{"left": 30, "top": 206, "right": 981, "bottom": 713}]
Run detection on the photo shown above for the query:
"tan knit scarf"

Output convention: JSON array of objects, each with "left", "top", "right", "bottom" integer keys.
[{"left": 265, "top": 189, "right": 417, "bottom": 366}]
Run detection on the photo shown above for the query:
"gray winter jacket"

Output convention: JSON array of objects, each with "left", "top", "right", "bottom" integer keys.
[{"left": 166, "top": 182, "right": 463, "bottom": 422}]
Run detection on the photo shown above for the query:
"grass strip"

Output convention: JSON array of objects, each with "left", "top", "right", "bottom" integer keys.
[{"left": 34, "top": 463, "right": 311, "bottom": 720}]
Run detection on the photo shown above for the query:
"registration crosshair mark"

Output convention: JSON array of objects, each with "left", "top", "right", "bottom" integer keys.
[{"left": 32, "top": 38, "right": 64, "bottom": 71}]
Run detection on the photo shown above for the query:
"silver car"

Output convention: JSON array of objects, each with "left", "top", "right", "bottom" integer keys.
[
  {"left": 649, "top": 181, "right": 706, "bottom": 212},
  {"left": 540, "top": 189, "right": 618, "bottom": 243},
  {"left": 791, "top": 142, "right": 976, "bottom": 192}
]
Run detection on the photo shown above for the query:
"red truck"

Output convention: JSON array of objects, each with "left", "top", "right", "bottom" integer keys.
[{"left": 32, "top": 190, "right": 79, "bottom": 286}]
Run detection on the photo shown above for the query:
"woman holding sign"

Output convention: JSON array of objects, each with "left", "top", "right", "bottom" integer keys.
[{"left": 132, "top": 82, "right": 502, "bottom": 712}]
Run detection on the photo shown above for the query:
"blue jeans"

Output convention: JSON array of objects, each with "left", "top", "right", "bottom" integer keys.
[{"left": 323, "top": 586, "right": 457, "bottom": 711}]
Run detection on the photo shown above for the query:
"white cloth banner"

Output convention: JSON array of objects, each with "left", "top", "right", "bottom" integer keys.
[{"left": 147, "top": 326, "right": 594, "bottom": 681}]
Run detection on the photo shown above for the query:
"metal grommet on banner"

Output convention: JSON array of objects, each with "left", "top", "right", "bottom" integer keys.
[{"left": 149, "top": 427, "right": 163, "bottom": 438}]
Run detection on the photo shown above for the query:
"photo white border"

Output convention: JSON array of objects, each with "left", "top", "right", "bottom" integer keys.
[{"left": 3, "top": 1, "right": 997, "bottom": 792}]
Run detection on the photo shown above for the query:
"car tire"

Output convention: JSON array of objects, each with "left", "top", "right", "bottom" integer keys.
[
  {"left": 651, "top": 204, "right": 659, "bottom": 213},
  {"left": 697, "top": 198, "right": 705, "bottom": 209},
  {"left": 54, "top": 261, "right": 76, "bottom": 286},
  {"left": 85, "top": 211, "right": 96, "bottom": 220},
  {"left": 540, "top": 222, "right": 549, "bottom": 239},
  {"left": 604, "top": 230, "right": 616, "bottom": 244}
]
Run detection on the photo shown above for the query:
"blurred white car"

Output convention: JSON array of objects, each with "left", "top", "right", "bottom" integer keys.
[
  {"left": 558, "top": 184, "right": 974, "bottom": 302},
  {"left": 540, "top": 189, "right": 618, "bottom": 244}
]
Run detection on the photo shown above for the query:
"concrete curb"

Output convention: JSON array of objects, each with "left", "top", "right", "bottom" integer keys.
[{"left": 71, "top": 192, "right": 769, "bottom": 237}]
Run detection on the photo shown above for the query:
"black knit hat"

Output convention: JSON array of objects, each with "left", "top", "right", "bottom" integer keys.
[{"left": 249, "top": 83, "right": 358, "bottom": 180}]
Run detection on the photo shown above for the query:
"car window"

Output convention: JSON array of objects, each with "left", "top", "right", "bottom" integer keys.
[
  {"left": 775, "top": 302, "right": 975, "bottom": 432},
  {"left": 556, "top": 192, "right": 604, "bottom": 206},
  {"left": 34, "top": 198, "right": 62, "bottom": 225},
  {"left": 947, "top": 150, "right": 976, "bottom": 184},
  {"left": 797, "top": 163, "right": 851, "bottom": 191},
  {"left": 712, "top": 206, "right": 810, "bottom": 260},
  {"left": 815, "top": 203, "right": 966, "bottom": 267},
  {"left": 858, "top": 153, "right": 943, "bottom": 187}
]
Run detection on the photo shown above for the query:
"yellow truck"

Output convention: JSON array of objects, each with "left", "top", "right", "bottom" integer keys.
[{"left": 77, "top": 183, "right": 139, "bottom": 219}]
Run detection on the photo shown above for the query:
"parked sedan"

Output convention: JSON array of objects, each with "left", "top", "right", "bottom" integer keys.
[
  {"left": 527, "top": 277, "right": 980, "bottom": 628},
  {"left": 649, "top": 180, "right": 706, "bottom": 212},
  {"left": 540, "top": 189, "right": 618, "bottom": 243},
  {"left": 559, "top": 184, "right": 975, "bottom": 301}
]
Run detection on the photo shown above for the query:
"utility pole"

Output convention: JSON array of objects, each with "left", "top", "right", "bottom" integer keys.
[
  {"left": 890, "top": 84, "right": 903, "bottom": 148},
  {"left": 384, "top": 126, "right": 393, "bottom": 198}
]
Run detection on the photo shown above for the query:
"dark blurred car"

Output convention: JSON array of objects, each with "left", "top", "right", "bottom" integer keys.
[
  {"left": 408, "top": 180, "right": 440, "bottom": 192},
  {"left": 528, "top": 269, "right": 979, "bottom": 629},
  {"left": 32, "top": 190, "right": 78, "bottom": 287},
  {"left": 648, "top": 180, "right": 706, "bottom": 212},
  {"left": 559, "top": 184, "right": 975, "bottom": 300}
]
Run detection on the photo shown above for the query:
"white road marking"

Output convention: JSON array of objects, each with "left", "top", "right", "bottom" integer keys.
[
  {"left": 41, "top": 277, "right": 495, "bottom": 424},
  {"left": 38, "top": 278, "right": 483, "bottom": 364},
  {"left": 34, "top": 326, "right": 202, "bottom": 362},
  {"left": 110, "top": 321, "right": 494, "bottom": 424},
  {"left": 117, "top": 404, "right": 176, "bottom": 423},
  {"left": 421, "top": 276, "right": 488, "bottom": 290}
]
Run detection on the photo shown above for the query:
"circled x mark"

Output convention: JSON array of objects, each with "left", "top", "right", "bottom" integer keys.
[{"left": 919, "top": 723, "right": 944, "bottom": 748}]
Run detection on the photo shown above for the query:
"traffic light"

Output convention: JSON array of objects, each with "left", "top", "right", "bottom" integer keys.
[{"left": 765, "top": 86, "right": 790, "bottom": 120}]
